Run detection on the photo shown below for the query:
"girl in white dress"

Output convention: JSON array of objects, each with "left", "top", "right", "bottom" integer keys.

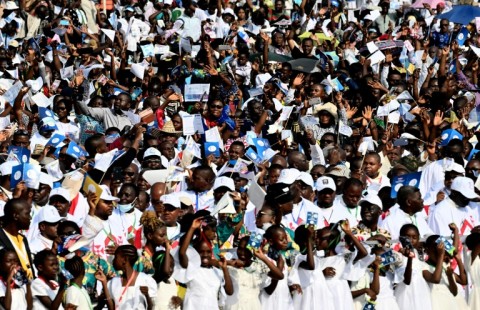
[
  {"left": 423, "top": 234, "right": 469, "bottom": 310},
  {"left": 0, "top": 249, "right": 32, "bottom": 310},
  {"left": 394, "top": 224, "right": 432, "bottom": 310},
  {"left": 465, "top": 232, "right": 480, "bottom": 309},
  {"left": 108, "top": 245, "right": 157, "bottom": 310},
  {"left": 289, "top": 225, "right": 334, "bottom": 310},
  {"left": 225, "top": 236, "right": 284, "bottom": 310},
  {"left": 174, "top": 216, "right": 234, "bottom": 310},
  {"left": 259, "top": 225, "right": 294, "bottom": 310},
  {"left": 315, "top": 220, "right": 374, "bottom": 310},
  {"left": 31, "top": 250, "right": 66, "bottom": 310}
]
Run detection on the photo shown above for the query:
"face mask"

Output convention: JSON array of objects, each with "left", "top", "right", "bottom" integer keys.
[
  {"left": 117, "top": 198, "right": 137, "bottom": 213},
  {"left": 473, "top": 170, "right": 479, "bottom": 178},
  {"left": 228, "top": 159, "right": 237, "bottom": 166}
]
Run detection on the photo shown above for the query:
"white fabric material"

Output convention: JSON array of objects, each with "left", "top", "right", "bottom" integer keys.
[{"left": 107, "top": 272, "right": 157, "bottom": 310}]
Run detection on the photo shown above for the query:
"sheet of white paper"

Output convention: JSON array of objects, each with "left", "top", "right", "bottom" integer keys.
[
  {"left": 268, "top": 124, "right": 283, "bottom": 134},
  {"left": 94, "top": 149, "right": 116, "bottom": 172},
  {"left": 205, "top": 126, "right": 224, "bottom": 151},
  {"left": 101, "top": 28, "right": 116, "bottom": 43},
  {"left": 26, "top": 76, "right": 44, "bottom": 93},
  {"left": 388, "top": 111, "right": 401, "bottom": 124},
  {"left": 279, "top": 106, "right": 294, "bottom": 121},
  {"left": 61, "top": 66, "right": 74, "bottom": 80},
  {"left": 404, "top": 40, "right": 415, "bottom": 52},
  {"left": 130, "top": 63, "right": 145, "bottom": 80},
  {"left": 339, "top": 121, "right": 353, "bottom": 137},
  {"left": 366, "top": 41, "right": 378, "bottom": 54},
  {"left": 396, "top": 90, "right": 414, "bottom": 101},
  {"left": 181, "top": 115, "right": 195, "bottom": 136},
  {"left": 184, "top": 84, "right": 210, "bottom": 102},
  {"left": 281, "top": 130, "right": 292, "bottom": 140},
  {"left": 2, "top": 80, "right": 22, "bottom": 103},
  {"left": 154, "top": 44, "right": 170, "bottom": 55},
  {"left": 368, "top": 50, "right": 386, "bottom": 65},
  {"left": 30, "top": 92, "right": 52, "bottom": 108},
  {"left": 248, "top": 180, "right": 266, "bottom": 210}
]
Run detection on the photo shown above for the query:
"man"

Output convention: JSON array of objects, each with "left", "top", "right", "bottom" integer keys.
[
  {"left": 26, "top": 174, "right": 53, "bottom": 242},
  {"left": 352, "top": 194, "right": 391, "bottom": 242},
  {"left": 151, "top": 182, "right": 167, "bottom": 216},
  {"left": 160, "top": 194, "right": 182, "bottom": 241},
  {"left": 381, "top": 186, "right": 433, "bottom": 240},
  {"left": 465, "top": 159, "right": 480, "bottom": 181},
  {"left": 287, "top": 151, "right": 309, "bottom": 172},
  {"left": 167, "top": 1, "right": 201, "bottom": 44},
  {"left": 118, "top": 6, "right": 150, "bottom": 52},
  {"left": 315, "top": 176, "right": 352, "bottom": 226},
  {"left": 109, "top": 184, "right": 142, "bottom": 244},
  {"left": 142, "top": 147, "right": 164, "bottom": 169},
  {"left": 363, "top": 152, "right": 390, "bottom": 194},
  {"left": 431, "top": 18, "right": 451, "bottom": 48},
  {"left": 29, "top": 205, "right": 62, "bottom": 254},
  {"left": 182, "top": 165, "right": 216, "bottom": 213},
  {"left": 423, "top": 163, "right": 464, "bottom": 207},
  {"left": 429, "top": 177, "right": 479, "bottom": 236},
  {"left": 0, "top": 198, "right": 34, "bottom": 279},
  {"left": 333, "top": 178, "right": 363, "bottom": 226},
  {"left": 76, "top": 92, "right": 137, "bottom": 131}
]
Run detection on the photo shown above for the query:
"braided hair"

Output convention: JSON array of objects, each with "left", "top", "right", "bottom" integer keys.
[
  {"left": 140, "top": 211, "right": 166, "bottom": 236},
  {"left": 64, "top": 256, "right": 85, "bottom": 278},
  {"left": 116, "top": 245, "right": 139, "bottom": 266}
]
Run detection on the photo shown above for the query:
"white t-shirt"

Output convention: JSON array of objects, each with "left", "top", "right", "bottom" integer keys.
[
  {"left": 107, "top": 272, "right": 157, "bottom": 310},
  {"left": 0, "top": 281, "right": 27, "bottom": 310},
  {"left": 31, "top": 278, "right": 64, "bottom": 310},
  {"left": 64, "top": 284, "right": 93, "bottom": 310}
]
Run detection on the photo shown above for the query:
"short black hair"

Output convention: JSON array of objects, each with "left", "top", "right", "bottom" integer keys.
[{"left": 34, "top": 249, "right": 56, "bottom": 268}]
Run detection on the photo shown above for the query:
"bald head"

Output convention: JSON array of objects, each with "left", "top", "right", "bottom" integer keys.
[
  {"left": 271, "top": 155, "right": 288, "bottom": 169},
  {"left": 151, "top": 182, "right": 166, "bottom": 202},
  {"left": 287, "top": 151, "right": 309, "bottom": 172}
]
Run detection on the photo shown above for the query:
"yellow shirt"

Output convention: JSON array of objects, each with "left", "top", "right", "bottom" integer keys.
[{"left": 4, "top": 230, "right": 33, "bottom": 279}]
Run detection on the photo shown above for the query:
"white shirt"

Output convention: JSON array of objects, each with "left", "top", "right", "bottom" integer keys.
[
  {"left": 316, "top": 202, "right": 355, "bottom": 227},
  {"left": 29, "top": 234, "right": 54, "bottom": 255},
  {"left": 428, "top": 197, "right": 478, "bottom": 236},
  {"left": 182, "top": 190, "right": 215, "bottom": 213},
  {"left": 167, "top": 223, "right": 181, "bottom": 240},
  {"left": 282, "top": 198, "right": 322, "bottom": 231},
  {"left": 31, "top": 278, "right": 63, "bottom": 310},
  {"left": 65, "top": 284, "right": 93, "bottom": 310},
  {"left": 333, "top": 195, "right": 361, "bottom": 226},
  {"left": 55, "top": 121, "right": 80, "bottom": 142},
  {"left": 381, "top": 207, "right": 433, "bottom": 240},
  {"left": 118, "top": 17, "right": 150, "bottom": 51}
]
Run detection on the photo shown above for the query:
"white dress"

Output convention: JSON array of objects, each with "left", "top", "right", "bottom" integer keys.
[
  {"left": 288, "top": 254, "right": 334, "bottom": 310},
  {"left": 259, "top": 260, "right": 294, "bottom": 310},
  {"left": 171, "top": 247, "right": 226, "bottom": 310},
  {"left": 0, "top": 281, "right": 27, "bottom": 310},
  {"left": 64, "top": 284, "right": 93, "bottom": 310},
  {"left": 31, "top": 278, "right": 64, "bottom": 310},
  {"left": 155, "top": 277, "right": 178, "bottom": 310},
  {"left": 467, "top": 253, "right": 480, "bottom": 309},
  {"left": 107, "top": 272, "right": 158, "bottom": 310},
  {"left": 426, "top": 264, "right": 469, "bottom": 310},
  {"left": 225, "top": 260, "right": 270, "bottom": 310},
  {"left": 394, "top": 254, "right": 432, "bottom": 310}
]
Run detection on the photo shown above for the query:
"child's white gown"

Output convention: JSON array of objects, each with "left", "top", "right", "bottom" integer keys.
[
  {"left": 394, "top": 254, "right": 432, "bottom": 310},
  {"left": 288, "top": 253, "right": 334, "bottom": 310},
  {"left": 425, "top": 263, "right": 469, "bottom": 310},
  {"left": 259, "top": 259, "right": 294, "bottom": 310},
  {"left": 467, "top": 252, "right": 480, "bottom": 309}
]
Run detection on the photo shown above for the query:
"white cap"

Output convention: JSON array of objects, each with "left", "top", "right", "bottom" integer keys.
[
  {"left": 174, "top": 192, "right": 193, "bottom": 207},
  {"left": 144, "top": 147, "right": 161, "bottom": 159},
  {"left": 49, "top": 187, "right": 71, "bottom": 202},
  {"left": 297, "top": 172, "right": 314, "bottom": 188},
  {"left": 0, "top": 161, "right": 19, "bottom": 176},
  {"left": 37, "top": 205, "right": 63, "bottom": 224},
  {"left": 359, "top": 193, "right": 383, "bottom": 209},
  {"left": 451, "top": 177, "right": 479, "bottom": 199},
  {"left": 39, "top": 172, "right": 54, "bottom": 189},
  {"left": 277, "top": 168, "right": 301, "bottom": 185},
  {"left": 5, "top": 1, "right": 19, "bottom": 10},
  {"left": 160, "top": 193, "right": 181, "bottom": 209},
  {"left": 445, "top": 162, "right": 465, "bottom": 174},
  {"left": 315, "top": 176, "right": 336, "bottom": 192},
  {"left": 213, "top": 176, "right": 235, "bottom": 192},
  {"left": 222, "top": 7, "right": 236, "bottom": 18},
  {"left": 99, "top": 185, "right": 120, "bottom": 201}
]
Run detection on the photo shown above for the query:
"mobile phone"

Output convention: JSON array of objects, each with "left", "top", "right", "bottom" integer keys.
[
  {"left": 436, "top": 236, "right": 455, "bottom": 256},
  {"left": 379, "top": 250, "right": 396, "bottom": 267},
  {"left": 112, "top": 167, "right": 123, "bottom": 182},
  {"left": 306, "top": 212, "right": 319, "bottom": 226},
  {"left": 13, "top": 267, "right": 28, "bottom": 286},
  {"left": 131, "top": 87, "right": 142, "bottom": 100},
  {"left": 399, "top": 236, "right": 414, "bottom": 251}
]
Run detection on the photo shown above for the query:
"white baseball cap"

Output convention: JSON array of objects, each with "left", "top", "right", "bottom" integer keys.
[
  {"left": 160, "top": 193, "right": 181, "bottom": 209},
  {"left": 297, "top": 172, "right": 314, "bottom": 188},
  {"left": 49, "top": 187, "right": 71, "bottom": 202},
  {"left": 315, "top": 176, "right": 336, "bottom": 192},
  {"left": 39, "top": 172, "right": 54, "bottom": 189},
  {"left": 277, "top": 168, "right": 301, "bottom": 185},
  {"left": 213, "top": 176, "right": 235, "bottom": 192},
  {"left": 359, "top": 193, "right": 383, "bottom": 210},
  {"left": 37, "top": 205, "right": 63, "bottom": 224},
  {"left": 144, "top": 147, "right": 161, "bottom": 159},
  {"left": 99, "top": 185, "right": 120, "bottom": 202},
  {"left": 445, "top": 162, "right": 465, "bottom": 174},
  {"left": 451, "top": 177, "right": 479, "bottom": 199}
]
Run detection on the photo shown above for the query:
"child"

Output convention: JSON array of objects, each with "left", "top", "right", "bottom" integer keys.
[
  {"left": 175, "top": 216, "right": 234, "bottom": 310},
  {"left": 63, "top": 255, "right": 113, "bottom": 310},
  {"left": 423, "top": 234, "right": 468, "bottom": 310},
  {"left": 466, "top": 232, "right": 480, "bottom": 309},
  {"left": 255, "top": 204, "right": 277, "bottom": 233},
  {"left": 316, "top": 220, "right": 373, "bottom": 310},
  {"left": 226, "top": 236, "right": 284, "bottom": 310},
  {"left": 259, "top": 225, "right": 294, "bottom": 310},
  {"left": 394, "top": 224, "right": 432, "bottom": 310},
  {"left": 0, "top": 249, "right": 32, "bottom": 310},
  {"left": 289, "top": 225, "right": 334, "bottom": 310},
  {"left": 138, "top": 211, "right": 169, "bottom": 275},
  {"left": 31, "top": 249, "right": 66, "bottom": 310},
  {"left": 108, "top": 245, "right": 158, "bottom": 310}
]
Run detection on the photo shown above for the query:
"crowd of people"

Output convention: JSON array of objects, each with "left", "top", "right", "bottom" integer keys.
[{"left": 0, "top": 0, "right": 479, "bottom": 309}]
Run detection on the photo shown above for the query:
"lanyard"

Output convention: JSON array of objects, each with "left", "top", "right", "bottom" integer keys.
[
  {"left": 292, "top": 201, "right": 304, "bottom": 225},
  {"left": 348, "top": 206, "right": 359, "bottom": 219},
  {"left": 409, "top": 214, "right": 418, "bottom": 227},
  {"left": 71, "top": 283, "right": 93, "bottom": 310},
  {"left": 117, "top": 271, "right": 138, "bottom": 305},
  {"left": 195, "top": 193, "right": 199, "bottom": 212}
]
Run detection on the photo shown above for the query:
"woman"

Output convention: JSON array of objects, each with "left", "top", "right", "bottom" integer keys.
[
  {"left": 137, "top": 211, "right": 170, "bottom": 275},
  {"left": 53, "top": 98, "right": 80, "bottom": 142}
]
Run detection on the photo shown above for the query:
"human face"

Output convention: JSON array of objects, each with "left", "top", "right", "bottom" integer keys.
[
  {"left": 255, "top": 208, "right": 275, "bottom": 228},
  {"left": 317, "top": 189, "right": 335, "bottom": 208},
  {"left": 161, "top": 204, "right": 180, "bottom": 226},
  {"left": 440, "top": 20, "right": 449, "bottom": 33},
  {"left": 196, "top": 241, "right": 213, "bottom": 267},
  {"left": 149, "top": 227, "right": 167, "bottom": 246},
  {"left": 159, "top": 143, "right": 174, "bottom": 161},
  {"left": 302, "top": 40, "right": 313, "bottom": 56},
  {"left": 12, "top": 133, "right": 30, "bottom": 148},
  {"left": 268, "top": 168, "right": 281, "bottom": 185},
  {"left": 310, "top": 166, "right": 325, "bottom": 182},
  {"left": 360, "top": 203, "right": 381, "bottom": 224},
  {"left": 58, "top": 225, "right": 78, "bottom": 239},
  {"left": 362, "top": 155, "right": 381, "bottom": 178},
  {"left": 144, "top": 157, "right": 162, "bottom": 169},
  {"left": 388, "top": 74, "right": 402, "bottom": 86},
  {"left": 408, "top": 191, "right": 424, "bottom": 213},
  {"left": 15, "top": 203, "right": 32, "bottom": 230},
  {"left": 1, "top": 252, "right": 19, "bottom": 277},
  {"left": 40, "top": 222, "right": 59, "bottom": 240},
  {"left": 236, "top": 239, "right": 253, "bottom": 263},
  {"left": 171, "top": 115, "right": 182, "bottom": 131},
  {"left": 315, "top": 230, "right": 330, "bottom": 250},
  {"left": 95, "top": 199, "right": 114, "bottom": 218},
  {"left": 191, "top": 171, "right": 214, "bottom": 192},
  {"left": 33, "top": 184, "right": 51, "bottom": 206},
  {"left": 39, "top": 256, "right": 59, "bottom": 280},
  {"left": 465, "top": 160, "right": 480, "bottom": 180},
  {"left": 209, "top": 101, "right": 223, "bottom": 118},
  {"left": 54, "top": 102, "right": 68, "bottom": 119},
  {"left": 117, "top": 186, "right": 136, "bottom": 205},
  {"left": 50, "top": 196, "right": 70, "bottom": 216},
  {"left": 137, "top": 175, "right": 151, "bottom": 191},
  {"left": 343, "top": 185, "right": 363, "bottom": 208},
  {"left": 320, "top": 135, "right": 335, "bottom": 149},
  {"left": 278, "top": 201, "right": 293, "bottom": 215},
  {"left": 300, "top": 184, "right": 314, "bottom": 201},
  {"left": 122, "top": 165, "right": 138, "bottom": 184},
  {"left": 310, "top": 84, "right": 324, "bottom": 98},
  {"left": 402, "top": 228, "right": 420, "bottom": 248},
  {"left": 114, "top": 94, "right": 130, "bottom": 111},
  {"left": 270, "top": 229, "right": 288, "bottom": 251}
]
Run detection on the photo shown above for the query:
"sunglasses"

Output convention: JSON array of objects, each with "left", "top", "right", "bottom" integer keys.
[
  {"left": 210, "top": 105, "right": 223, "bottom": 109},
  {"left": 122, "top": 171, "right": 135, "bottom": 176}
]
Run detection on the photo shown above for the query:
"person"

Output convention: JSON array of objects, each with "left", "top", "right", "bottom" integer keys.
[
  {"left": 394, "top": 224, "right": 432, "bottom": 310},
  {"left": 466, "top": 232, "right": 480, "bottom": 309},
  {"left": 0, "top": 248, "right": 32, "bottom": 310},
  {"left": 381, "top": 186, "right": 433, "bottom": 240},
  {"left": 108, "top": 245, "right": 157, "bottom": 309},
  {"left": 333, "top": 178, "right": 364, "bottom": 226},
  {"left": 363, "top": 153, "right": 390, "bottom": 194},
  {"left": 290, "top": 225, "right": 334, "bottom": 310},
  {"left": 159, "top": 194, "right": 182, "bottom": 241},
  {"left": 31, "top": 249, "right": 66, "bottom": 310},
  {"left": 138, "top": 211, "right": 168, "bottom": 275},
  {"left": 28, "top": 205, "right": 63, "bottom": 255},
  {"left": 315, "top": 176, "right": 352, "bottom": 226},
  {"left": 175, "top": 216, "right": 234, "bottom": 310},
  {"left": 351, "top": 194, "right": 391, "bottom": 242},
  {"left": 0, "top": 198, "right": 35, "bottom": 279},
  {"left": 109, "top": 184, "right": 143, "bottom": 245}
]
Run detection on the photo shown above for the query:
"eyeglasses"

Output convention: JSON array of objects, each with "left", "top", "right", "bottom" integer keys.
[
  {"left": 14, "top": 129, "right": 29, "bottom": 136},
  {"left": 210, "top": 105, "right": 223, "bottom": 109},
  {"left": 123, "top": 171, "right": 135, "bottom": 176},
  {"left": 56, "top": 106, "right": 67, "bottom": 111}
]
